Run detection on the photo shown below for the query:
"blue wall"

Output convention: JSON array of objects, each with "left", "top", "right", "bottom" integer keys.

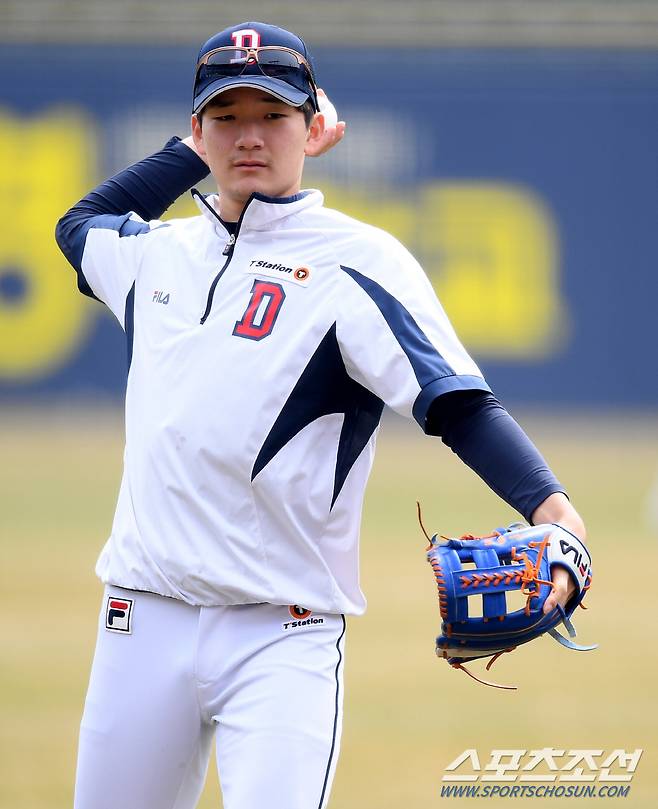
[{"left": 1, "top": 45, "right": 656, "bottom": 404}]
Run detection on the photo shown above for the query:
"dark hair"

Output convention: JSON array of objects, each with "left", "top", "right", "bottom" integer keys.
[
  {"left": 197, "top": 97, "right": 316, "bottom": 128},
  {"left": 299, "top": 99, "right": 316, "bottom": 127}
]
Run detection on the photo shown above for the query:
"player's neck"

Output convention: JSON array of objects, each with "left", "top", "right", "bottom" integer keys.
[{"left": 215, "top": 180, "right": 303, "bottom": 222}]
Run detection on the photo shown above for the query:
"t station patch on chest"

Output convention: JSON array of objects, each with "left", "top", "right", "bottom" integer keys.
[
  {"left": 105, "top": 595, "right": 134, "bottom": 633},
  {"left": 244, "top": 258, "right": 312, "bottom": 287}
]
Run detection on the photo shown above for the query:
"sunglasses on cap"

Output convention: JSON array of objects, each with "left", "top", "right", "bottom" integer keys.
[{"left": 196, "top": 46, "right": 316, "bottom": 89}]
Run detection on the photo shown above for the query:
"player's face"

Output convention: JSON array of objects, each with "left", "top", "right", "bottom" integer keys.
[{"left": 191, "top": 88, "right": 323, "bottom": 221}]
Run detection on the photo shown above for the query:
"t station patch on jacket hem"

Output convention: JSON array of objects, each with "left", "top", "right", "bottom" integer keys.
[{"left": 282, "top": 604, "right": 325, "bottom": 631}]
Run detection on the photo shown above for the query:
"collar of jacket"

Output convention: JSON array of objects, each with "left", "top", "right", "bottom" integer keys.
[{"left": 192, "top": 188, "right": 324, "bottom": 233}]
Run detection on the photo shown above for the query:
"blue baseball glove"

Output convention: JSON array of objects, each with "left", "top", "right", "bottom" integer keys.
[{"left": 425, "top": 519, "right": 595, "bottom": 689}]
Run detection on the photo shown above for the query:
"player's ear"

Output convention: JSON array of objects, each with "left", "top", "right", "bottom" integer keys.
[
  {"left": 304, "top": 111, "right": 325, "bottom": 156},
  {"left": 191, "top": 114, "right": 207, "bottom": 157}
]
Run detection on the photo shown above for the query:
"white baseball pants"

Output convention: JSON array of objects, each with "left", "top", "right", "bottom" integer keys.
[{"left": 74, "top": 586, "right": 346, "bottom": 809}]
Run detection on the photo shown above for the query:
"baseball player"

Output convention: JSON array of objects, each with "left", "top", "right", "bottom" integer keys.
[{"left": 55, "top": 21, "right": 587, "bottom": 809}]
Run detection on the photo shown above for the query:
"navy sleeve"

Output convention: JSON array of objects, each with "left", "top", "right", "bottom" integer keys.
[
  {"left": 426, "top": 390, "right": 566, "bottom": 523},
  {"left": 55, "top": 136, "right": 210, "bottom": 288}
]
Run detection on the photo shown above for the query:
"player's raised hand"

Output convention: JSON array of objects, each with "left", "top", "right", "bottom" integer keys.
[
  {"left": 181, "top": 135, "right": 209, "bottom": 165},
  {"left": 306, "top": 89, "right": 346, "bottom": 157}
]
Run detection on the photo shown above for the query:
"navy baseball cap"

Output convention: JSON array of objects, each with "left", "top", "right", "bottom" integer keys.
[{"left": 193, "top": 22, "right": 318, "bottom": 114}]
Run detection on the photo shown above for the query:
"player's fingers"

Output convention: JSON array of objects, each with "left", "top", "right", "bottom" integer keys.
[
  {"left": 318, "top": 122, "right": 345, "bottom": 153},
  {"left": 306, "top": 122, "right": 346, "bottom": 157},
  {"left": 317, "top": 88, "right": 338, "bottom": 127},
  {"left": 543, "top": 590, "right": 559, "bottom": 614},
  {"left": 325, "top": 121, "right": 345, "bottom": 146},
  {"left": 543, "top": 566, "right": 576, "bottom": 614}
]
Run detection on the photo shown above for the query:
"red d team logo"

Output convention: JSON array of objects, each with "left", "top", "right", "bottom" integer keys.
[
  {"left": 289, "top": 605, "right": 312, "bottom": 620},
  {"left": 105, "top": 596, "right": 134, "bottom": 633},
  {"left": 233, "top": 280, "right": 286, "bottom": 341},
  {"left": 231, "top": 29, "right": 261, "bottom": 48}
]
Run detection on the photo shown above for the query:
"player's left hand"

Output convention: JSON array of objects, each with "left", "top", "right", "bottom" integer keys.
[
  {"left": 530, "top": 493, "right": 583, "bottom": 614},
  {"left": 306, "top": 89, "right": 346, "bottom": 157},
  {"left": 425, "top": 521, "right": 595, "bottom": 689},
  {"left": 543, "top": 565, "right": 577, "bottom": 614}
]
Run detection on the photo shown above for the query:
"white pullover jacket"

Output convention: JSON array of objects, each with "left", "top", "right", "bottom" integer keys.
[{"left": 56, "top": 146, "right": 490, "bottom": 614}]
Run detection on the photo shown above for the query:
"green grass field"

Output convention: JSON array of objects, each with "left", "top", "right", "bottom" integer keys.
[{"left": 2, "top": 407, "right": 657, "bottom": 808}]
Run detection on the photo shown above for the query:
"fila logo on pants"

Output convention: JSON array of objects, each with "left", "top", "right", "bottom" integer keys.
[{"left": 105, "top": 596, "right": 134, "bottom": 633}]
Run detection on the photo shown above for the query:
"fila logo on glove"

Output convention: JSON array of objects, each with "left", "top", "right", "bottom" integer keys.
[{"left": 559, "top": 538, "right": 590, "bottom": 577}]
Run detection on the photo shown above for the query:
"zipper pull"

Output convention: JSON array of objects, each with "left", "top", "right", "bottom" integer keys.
[{"left": 222, "top": 234, "right": 236, "bottom": 256}]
